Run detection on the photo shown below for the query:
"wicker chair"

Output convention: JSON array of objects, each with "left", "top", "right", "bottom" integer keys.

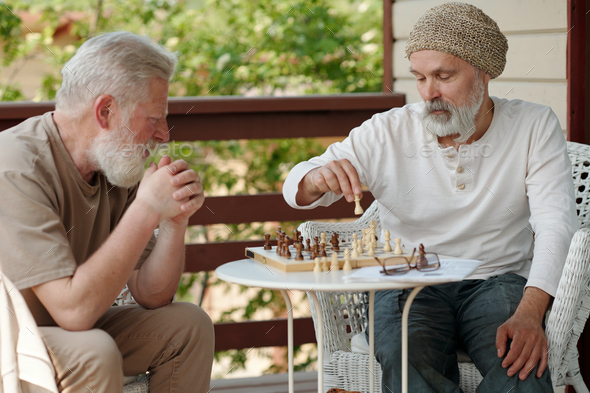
[{"left": 298, "top": 141, "right": 590, "bottom": 393}]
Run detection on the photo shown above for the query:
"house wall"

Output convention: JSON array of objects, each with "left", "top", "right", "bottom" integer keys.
[{"left": 391, "top": 0, "right": 568, "bottom": 133}]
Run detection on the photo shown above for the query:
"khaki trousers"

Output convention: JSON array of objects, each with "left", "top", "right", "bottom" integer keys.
[{"left": 39, "top": 302, "right": 214, "bottom": 393}]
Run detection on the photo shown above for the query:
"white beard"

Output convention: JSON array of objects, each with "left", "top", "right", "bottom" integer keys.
[
  {"left": 88, "top": 125, "right": 155, "bottom": 189},
  {"left": 420, "top": 77, "right": 486, "bottom": 143}
]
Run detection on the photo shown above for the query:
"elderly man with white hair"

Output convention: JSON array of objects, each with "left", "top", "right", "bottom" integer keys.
[
  {"left": 283, "top": 3, "right": 577, "bottom": 392},
  {"left": 0, "top": 32, "right": 214, "bottom": 392}
]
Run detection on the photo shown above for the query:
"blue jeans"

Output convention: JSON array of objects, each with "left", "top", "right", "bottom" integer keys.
[{"left": 367, "top": 274, "right": 553, "bottom": 393}]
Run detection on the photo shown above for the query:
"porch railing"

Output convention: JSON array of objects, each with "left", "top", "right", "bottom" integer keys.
[{"left": 0, "top": 92, "right": 405, "bottom": 352}]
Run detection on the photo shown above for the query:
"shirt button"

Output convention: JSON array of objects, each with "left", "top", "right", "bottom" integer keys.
[
  {"left": 457, "top": 184, "right": 465, "bottom": 190},
  {"left": 457, "top": 167, "right": 464, "bottom": 173},
  {"left": 446, "top": 153, "right": 454, "bottom": 158}
]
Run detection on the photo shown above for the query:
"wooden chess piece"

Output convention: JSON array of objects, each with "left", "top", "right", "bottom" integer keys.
[
  {"left": 276, "top": 236, "right": 282, "bottom": 255},
  {"left": 320, "top": 233, "right": 327, "bottom": 245},
  {"left": 284, "top": 236, "right": 291, "bottom": 258},
  {"left": 394, "top": 238, "right": 403, "bottom": 255},
  {"left": 314, "top": 257, "right": 321, "bottom": 273},
  {"left": 311, "top": 244, "right": 317, "bottom": 260},
  {"left": 321, "top": 257, "right": 329, "bottom": 271},
  {"left": 351, "top": 240, "right": 360, "bottom": 258},
  {"left": 383, "top": 230, "right": 392, "bottom": 252},
  {"left": 305, "top": 238, "right": 311, "bottom": 252},
  {"left": 343, "top": 249, "right": 352, "bottom": 271},
  {"left": 368, "top": 242, "right": 375, "bottom": 256},
  {"left": 331, "top": 252, "right": 339, "bottom": 271},
  {"left": 264, "top": 233, "right": 272, "bottom": 250},
  {"left": 331, "top": 233, "right": 340, "bottom": 251},
  {"left": 294, "top": 243, "right": 304, "bottom": 260},
  {"left": 320, "top": 243, "right": 327, "bottom": 257},
  {"left": 354, "top": 194, "right": 364, "bottom": 215}
]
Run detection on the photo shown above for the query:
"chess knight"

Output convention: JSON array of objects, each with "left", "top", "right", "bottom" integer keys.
[{"left": 283, "top": 3, "right": 577, "bottom": 392}]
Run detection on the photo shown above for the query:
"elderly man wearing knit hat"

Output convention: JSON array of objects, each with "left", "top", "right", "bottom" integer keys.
[{"left": 283, "top": 2, "right": 577, "bottom": 392}]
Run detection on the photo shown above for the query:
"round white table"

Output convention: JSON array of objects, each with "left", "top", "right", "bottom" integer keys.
[{"left": 216, "top": 258, "right": 451, "bottom": 393}]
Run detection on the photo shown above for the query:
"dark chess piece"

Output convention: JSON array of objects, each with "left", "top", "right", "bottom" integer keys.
[
  {"left": 294, "top": 243, "right": 304, "bottom": 260},
  {"left": 320, "top": 243, "right": 327, "bottom": 257},
  {"left": 305, "top": 239, "right": 311, "bottom": 252},
  {"left": 264, "top": 233, "right": 272, "bottom": 250},
  {"left": 331, "top": 233, "right": 340, "bottom": 251},
  {"left": 276, "top": 235, "right": 282, "bottom": 255}
]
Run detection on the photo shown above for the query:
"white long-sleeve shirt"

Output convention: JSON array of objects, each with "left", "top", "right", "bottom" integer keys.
[{"left": 283, "top": 97, "right": 578, "bottom": 297}]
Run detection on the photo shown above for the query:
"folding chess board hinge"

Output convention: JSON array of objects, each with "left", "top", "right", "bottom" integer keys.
[{"left": 246, "top": 248, "right": 266, "bottom": 264}]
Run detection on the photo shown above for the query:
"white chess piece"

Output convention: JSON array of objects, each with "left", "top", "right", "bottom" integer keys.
[
  {"left": 351, "top": 240, "right": 360, "bottom": 258},
  {"left": 343, "top": 249, "right": 352, "bottom": 271},
  {"left": 331, "top": 252, "right": 339, "bottom": 271},
  {"left": 320, "top": 233, "right": 327, "bottom": 245},
  {"left": 314, "top": 257, "right": 321, "bottom": 273},
  {"left": 321, "top": 256, "right": 329, "bottom": 271},
  {"left": 368, "top": 243, "right": 375, "bottom": 256},
  {"left": 383, "top": 230, "right": 392, "bottom": 252},
  {"left": 394, "top": 238, "right": 403, "bottom": 255},
  {"left": 354, "top": 194, "right": 364, "bottom": 215}
]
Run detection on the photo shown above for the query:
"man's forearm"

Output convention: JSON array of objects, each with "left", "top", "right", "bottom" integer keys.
[
  {"left": 128, "top": 220, "right": 186, "bottom": 309},
  {"left": 515, "top": 287, "right": 552, "bottom": 322},
  {"left": 32, "top": 200, "right": 159, "bottom": 330}
]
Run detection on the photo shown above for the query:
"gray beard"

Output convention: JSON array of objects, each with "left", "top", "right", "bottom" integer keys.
[
  {"left": 88, "top": 126, "right": 154, "bottom": 189},
  {"left": 420, "top": 78, "right": 485, "bottom": 144}
]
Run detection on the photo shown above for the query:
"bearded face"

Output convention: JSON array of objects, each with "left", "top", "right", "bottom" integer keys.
[
  {"left": 420, "top": 72, "right": 486, "bottom": 144},
  {"left": 88, "top": 117, "right": 156, "bottom": 189}
]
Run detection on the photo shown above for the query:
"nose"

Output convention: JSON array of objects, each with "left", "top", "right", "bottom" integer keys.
[
  {"left": 422, "top": 79, "right": 441, "bottom": 102},
  {"left": 154, "top": 118, "right": 170, "bottom": 143}
]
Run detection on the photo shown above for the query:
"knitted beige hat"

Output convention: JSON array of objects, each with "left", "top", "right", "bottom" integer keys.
[{"left": 405, "top": 2, "right": 508, "bottom": 79}]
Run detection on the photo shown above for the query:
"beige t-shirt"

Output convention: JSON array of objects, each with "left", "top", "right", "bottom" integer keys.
[{"left": 0, "top": 112, "right": 156, "bottom": 326}]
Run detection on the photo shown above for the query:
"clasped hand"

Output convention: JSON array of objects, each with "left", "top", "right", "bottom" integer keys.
[{"left": 136, "top": 156, "right": 204, "bottom": 225}]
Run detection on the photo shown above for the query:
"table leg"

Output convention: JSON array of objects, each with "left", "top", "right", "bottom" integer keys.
[
  {"left": 402, "top": 286, "right": 424, "bottom": 393},
  {"left": 279, "top": 289, "right": 294, "bottom": 393},
  {"left": 369, "top": 290, "right": 375, "bottom": 393},
  {"left": 308, "top": 291, "right": 323, "bottom": 393}
]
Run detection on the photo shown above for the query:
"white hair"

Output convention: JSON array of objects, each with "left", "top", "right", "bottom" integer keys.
[{"left": 55, "top": 31, "right": 178, "bottom": 118}]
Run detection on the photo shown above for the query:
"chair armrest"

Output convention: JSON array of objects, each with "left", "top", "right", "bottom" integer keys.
[{"left": 546, "top": 227, "right": 590, "bottom": 384}]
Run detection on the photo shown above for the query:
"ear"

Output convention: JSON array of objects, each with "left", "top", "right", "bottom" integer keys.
[{"left": 93, "top": 95, "right": 116, "bottom": 130}]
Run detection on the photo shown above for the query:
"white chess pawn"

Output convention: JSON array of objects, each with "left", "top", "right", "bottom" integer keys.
[
  {"left": 354, "top": 194, "right": 364, "bottom": 215},
  {"left": 368, "top": 243, "right": 375, "bottom": 256},
  {"left": 320, "top": 233, "right": 327, "bottom": 245},
  {"left": 331, "top": 252, "right": 339, "bottom": 271},
  {"left": 321, "top": 256, "right": 329, "bottom": 271},
  {"left": 383, "top": 230, "right": 392, "bottom": 252},
  {"left": 394, "top": 238, "right": 403, "bottom": 255},
  {"left": 314, "top": 257, "right": 321, "bottom": 273},
  {"left": 343, "top": 249, "right": 352, "bottom": 271},
  {"left": 357, "top": 239, "right": 364, "bottom": 254},
  {"left": 351, "top": 241, "right": 360, "bottom": 258},
  {"left": 352, "top": 233, "right": 358, "bottom": 245}
]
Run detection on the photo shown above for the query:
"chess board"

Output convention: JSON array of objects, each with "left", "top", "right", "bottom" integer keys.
[{"left": 245, "top": 242, "right": 417, "bottom": 272}]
